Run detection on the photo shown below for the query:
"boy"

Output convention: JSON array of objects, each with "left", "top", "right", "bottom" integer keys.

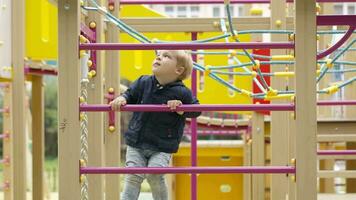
[{"left": 110, "top": 50, "right": 201, "bottom": 200}]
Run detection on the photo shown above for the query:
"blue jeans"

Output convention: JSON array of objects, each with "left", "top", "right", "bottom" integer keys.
[{"left": 121, "top": 146, "right": 172, "bottom": 200}]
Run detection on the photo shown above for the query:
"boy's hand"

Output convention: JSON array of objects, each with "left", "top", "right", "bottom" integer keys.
[
  {"left": 110, "top": 96, "right": 127, "bottom": 111},
  {"left": 167, "top": 100, "right": 184, "bottom": 115}
]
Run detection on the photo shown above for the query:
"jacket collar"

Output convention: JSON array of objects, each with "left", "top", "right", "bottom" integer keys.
[{"left": 152, "top": 75, "right": 184, "bottom": 89}]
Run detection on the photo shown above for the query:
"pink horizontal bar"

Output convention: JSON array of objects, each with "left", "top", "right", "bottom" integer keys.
[
  {"left": 120, "top": 0, "right": 356, "bottom": 4},
  {"left": 318, "top": 150, "right": 356, "bottom": 156},
  {"left": 317, "top": 100, "right": 356, "bottom": 106},
  {"left": 80, "top": 42, "right": 294, "bottom": 50},
  {"left": 186, "top": 121, "right": 248, "bottom": 130},
  {"left": 317, "top": 15, "right": 356, "bottom": 26},
  {"left": 185, "top": 130, "right": 241, "bottom": 135},
  {"left": 80, "top": 104, "right": 295, "bottom": 112},
  {"left": 121, "top": 0, "right": 274, "bottom": 4},
  {"left": 80, "top": 166, "right": 296, "bottom": 174}
]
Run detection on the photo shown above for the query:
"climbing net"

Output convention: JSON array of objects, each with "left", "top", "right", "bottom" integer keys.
[{"left": 82, "top": 0, "right": 356, "bottom": 101}]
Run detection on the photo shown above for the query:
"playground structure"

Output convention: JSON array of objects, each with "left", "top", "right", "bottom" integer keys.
[{"left": 1, "top": 0, "right": 356, "bottom": 200}]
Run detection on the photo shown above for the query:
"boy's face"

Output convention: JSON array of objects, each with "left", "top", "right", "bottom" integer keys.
[{"left": 152, "top": 50, "right": 182, "bottom": 79}]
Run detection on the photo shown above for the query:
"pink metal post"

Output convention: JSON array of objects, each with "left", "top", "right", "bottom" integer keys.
[
  {"left": 80, "top": 166, "right": 296, "bottom": 174},
  {"left": 80, "top": 42, "right": 294, "bottom": 50},
  {"left": 191, "top": 32, "right": 198, "bottom": 200}
]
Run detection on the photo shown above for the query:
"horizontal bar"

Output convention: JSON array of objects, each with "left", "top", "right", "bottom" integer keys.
[
  {"left": 79, "top": 104, "right": 295, "bottom": 112},
  {"left": 318, "top": 150, "right": 356, "bottom": 156},
  {"left": 318, "top": 170, "right": 356, "bottom": 178},
  {"left": 317, "top": 15, "right": 356, "bottom": 26},
  {"left": 184, "top": 130, "right": 242, "bottom": 135},
  {"left": 80, "top": 166, "right": 296, "bottom": 174},
  {"left": 80, "top": 101, "right": 356, "bottom": 113},
  {"left": 120, "top": 0, "right": 356, "bottom": 4},
  {"left": 318, "top": 134, "right": 356, "bottom": 142},
  {"left": 120, "top": 0, "right": 273, "bottom": 4},
  {"left": 80, "top": 42, "right": 294, "bottom": 50},
  {"left": 318, "top": 155, "right": 356, "bottom": 160},
  {"left": 317, "top": 100, "right": 356, "bottom": 106}
]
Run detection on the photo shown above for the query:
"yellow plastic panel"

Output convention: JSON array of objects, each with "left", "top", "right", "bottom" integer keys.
[
  {"left": 173, "top": 143, "right": 244, "bottom": 200},
  {"left": 26, "top": 0, "right": 58, "bottom": 60}
]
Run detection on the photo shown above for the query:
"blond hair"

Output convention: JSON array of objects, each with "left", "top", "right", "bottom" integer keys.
[{"left": 173, "top": 50, "right": 193, "bottom": 80}]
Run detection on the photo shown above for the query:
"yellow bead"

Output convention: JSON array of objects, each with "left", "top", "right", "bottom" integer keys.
[
  {"left": 213, "top": 21, "right": 220, "bottom": 28},
  {"left": 289, "top": 34, "right": 295, "bottom": 41},
  {"left": 275, "top": 20, "right": 282, "bottom": 28},
  {"left": 326, "top": 85, "right": 339, "bottom": 94},
  {"left": 79, "top": 96, "right": 85, "bottom": 103},
  {"left": 231, "top": 34, "right": 238, "bottom": 41},
  {"left": 88, "top": 70, "right": 97, "bottom": 79},
  {"left": 229, "top": 50, "right": 237, "bottom": 57},
  {"left": 80, "top": 50, "right": 86, "bottom": 58},
  {"left": 108, "top": 87, "right": 115, "bottom": 93},
  {"left": 204, "top": 69, "right": 211, "bottom": 76},
  {"left": 291, "top": 175, "right": 296, "bottom": 182},
  {"left": 204, "top": 65, "right": 212, "bottom": 76},
  {"left": 87, "top": 60, "right": 93, "bottom": 68},
  {"left": 89, "top": 21, "right": 96, "bottom": 29},
  {"left": 108, "top": 126, "right": 116, "bottom": 132},
  {"left": 326, "top": 59, "right": 333, "bottom": 69},
  {"left": 79, "top": 159, "right": 85, "bottom": 167},
  {"left": 151, "top": 38, "right": 159, "bottom": 43},
  {"left": 316, "top": 4, "right": 321, "bottom": 13},
  {"left": 108, "top": 5, "right": 115, "bottom": 11},
  {"left": 252, "top": 60, "right": 260, "bottom": 70},
  {"left": 267, "top": 87, "right": 278, "bottom": 96},
  {"left": 290, "top": 158, "right": 296, "bottom": 165},
  {"left": 80, "top": 0, "right": 84, "bottom": 6},
  {"left": 80, "top": 35, "right": 88, "bottom": 43},
  {"left": 316, "top": 34, "right": 320, "bottom": 41},
  {"left": 80, "top": 113, "right": 85, "bottom": 121},
  {"left": 250, "top": 8, "right": 263, "bottom": 16},
  {"left": 80, "top": 175, "right": 86, "bottom": 184},
  {"left": 316, "top": 70, "right": 321, "bottom": 76}
]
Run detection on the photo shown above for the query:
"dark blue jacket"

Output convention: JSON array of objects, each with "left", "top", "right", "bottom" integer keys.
[{"left": 122, "top": 75, "right": 201, "bottom": 153}]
